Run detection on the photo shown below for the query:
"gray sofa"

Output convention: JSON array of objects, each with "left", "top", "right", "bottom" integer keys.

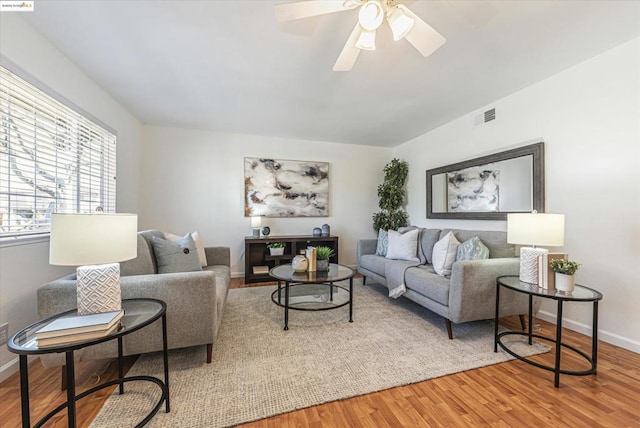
[
  {"left": 37, "top": 230, "right": 231, "bottom": 374},
  {"left": 357, "top": 228, "right": 529, "bottom": 339}
]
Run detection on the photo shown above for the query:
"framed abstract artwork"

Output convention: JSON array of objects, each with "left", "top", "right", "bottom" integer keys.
[{"left": 244, "top": 158, "right": 329, "bottom": 217}]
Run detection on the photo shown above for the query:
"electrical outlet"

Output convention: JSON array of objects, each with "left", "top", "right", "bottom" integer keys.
[{"left": 0, "top": 323, "right": 8, "bottom": 346}]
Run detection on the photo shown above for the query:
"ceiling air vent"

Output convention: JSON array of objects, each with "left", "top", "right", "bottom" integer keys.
[{"left": 474, "top": 108, "right": 496, "bottom": 126}]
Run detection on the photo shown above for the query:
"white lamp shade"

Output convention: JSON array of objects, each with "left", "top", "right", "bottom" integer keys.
[
  {"left": 358, "top": 1, "right": 384, "bottom": 31},
  {"left": 507, "top": 213, "right": 565, "bottom": 246},
  {"left": 250, "top": 216, "right": 262, "bottom": 228},
  {"left": 356, "top": 28, "right": 376, "bottom": 50},
  {"left": 49, "top": 213, "right": 138, "bottom": 266},
  {"left": 387, "top": 5, "right": 415, "bottom": 41}
]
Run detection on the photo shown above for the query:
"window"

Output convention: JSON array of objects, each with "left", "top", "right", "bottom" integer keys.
[{"left": 0, "top": 64, "right": 117, "bottom": 239}]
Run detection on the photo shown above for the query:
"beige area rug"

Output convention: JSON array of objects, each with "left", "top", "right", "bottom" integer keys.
[{"left": 91, "top": 280, "right": 548, "bottom": 427}]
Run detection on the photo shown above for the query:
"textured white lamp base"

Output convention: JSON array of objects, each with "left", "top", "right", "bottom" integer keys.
[
  {"left": 519, "top": 247, "right": 548, "bottom": 284},
  {"left": 77, "top": 263, "right": 121, "bottom": 315}
]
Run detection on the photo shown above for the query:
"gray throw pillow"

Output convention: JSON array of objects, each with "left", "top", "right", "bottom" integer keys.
[
  {"left": 456, "top": 236, "right": 490, "bottom": 261},
  {"left": 152, "top": 234, "right": 202, "bottom": 274},
  {"left": 375, "top": 229, "right": 389, "bottom": 256},
  {"left": 385, "top": 229, "right": 420, "bottom": 262}
]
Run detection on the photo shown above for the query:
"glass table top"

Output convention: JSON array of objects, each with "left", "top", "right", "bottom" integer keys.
[
  {"left": 270, "top": 263, "right": 354, "bottom": 283},
  {"left": 8, "top": 298, "right": 165, "bottom": 354},
  {"left": 497, "top": 275, "right": 603, "bottom": 301}
]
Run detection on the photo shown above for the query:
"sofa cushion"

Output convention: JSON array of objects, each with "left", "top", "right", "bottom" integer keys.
[
  {"left": 442, "top": 229, "right": 515, "bottom": 258},
  {"left": 386, "top": 229, "right": 420, "bottom": 262},
  {"left": 120, "top": 230, "right": 165, "bottom": 276},
  {"left": 359, "top": 254, "right": 387, "bottom": 277},
  {"left": 404, "top": 265, "right": 450, "bottom": 306},
  {"left": 419, "top": 228, "right": 442, "bottom": 264},
  {"left": 152, "top": 234, "right": 202, "bottom": 274},
  {"left": 375, "top": 229, "right": 389, "bottom": 256},
  {"left": 166, "top": 230, "right": 208, "bottom": 267},
  {"left": 457, "top": 236, "right": 490, "bottom": 261},
  {"left": 432, "top": 231, "right": 460, "bottom": 276}
]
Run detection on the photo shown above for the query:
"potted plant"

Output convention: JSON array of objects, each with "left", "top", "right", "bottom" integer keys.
[
  {"left": 267, "top": 242, "right": 286, "bottom": 256},
  {"left": 315, "top": 246, "right": 335, "bottom": 271},
  {"left": 550, "top": 259, "right": 580, "bottom": 292}
]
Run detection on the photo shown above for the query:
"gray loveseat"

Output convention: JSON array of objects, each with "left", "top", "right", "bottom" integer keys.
[
  {"left": 357, "top": 228, "right": 529, "bottom": 339},
  {"left": 37, "top": 230, "right": 231, "bottom": 377}
]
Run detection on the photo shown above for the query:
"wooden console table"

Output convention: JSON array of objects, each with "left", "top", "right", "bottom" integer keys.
[{"left": 244, "top": 235, "right": 338, "bottom": 283}]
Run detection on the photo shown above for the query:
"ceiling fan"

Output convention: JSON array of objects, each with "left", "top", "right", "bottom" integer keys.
[{"left": 274, "top": 0, "right": 446, "bottom": 71}]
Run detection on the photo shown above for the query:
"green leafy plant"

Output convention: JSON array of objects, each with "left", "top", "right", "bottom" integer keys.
[
  {"left": 372, "top": 158, "right": 409, "bottom": 232},
  {"left": 315, "top": 246, "right": 335, "bottom": 260},
  {"left": 267, "top": 242, "right": 285, "bottom": 249},
  {"left": 550, "top": 259, "right": 580, "bottom": 275}
]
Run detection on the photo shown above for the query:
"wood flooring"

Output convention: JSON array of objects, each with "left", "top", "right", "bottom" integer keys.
[{"left": 1, "top": 278, "right": 639, "bottom": 427}]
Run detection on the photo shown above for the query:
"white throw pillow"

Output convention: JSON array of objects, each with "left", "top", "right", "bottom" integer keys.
[
  {"left": 165, "top": 230, "right": 208, "bottom": 267},
  {"left": 432, "top": 231, "right": 461, "bottom": 276},
  {"left": 385, "top": 229, "right": 420, "bottom": 262}
]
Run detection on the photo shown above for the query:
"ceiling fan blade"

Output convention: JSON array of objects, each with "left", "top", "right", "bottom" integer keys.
[
  {"left": 402, "top": 7, "right": 446, "bottom": 57},
  {"left": 274, "top": 1, "right": 357, "bottom": 22},
  {"left": 333, "top": 23, "right": 362, "bottom": 71}
]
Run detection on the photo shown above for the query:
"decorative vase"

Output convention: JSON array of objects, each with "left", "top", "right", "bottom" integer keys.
[
  {"left": 555, "top": 273, "right": 575, "bottom": 292},
  {"left": 321, "top": 224, "right": 330, "bottom": 236},
  {"left": 269, "top": 247, "right": 284, "bottom": 256},
  {"left": 312, "top": 227, "right": 322, "bottom": 237},
  {"left": 292, "top": 254, "right": 308, "bottom": 272},
  {"left": 317, "top": 259, "right": 329, "bottom": 272}
]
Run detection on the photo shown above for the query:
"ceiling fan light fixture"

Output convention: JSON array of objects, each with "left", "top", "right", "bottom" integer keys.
[
  {"left": 358, "top": 0, "right": 384, "bottom": 31},
  {"left": 355, "top": 28, "right": 376, "bottom": 50},
  {"left": 387, "top": 5, "right": 415, "bottom": 41}
]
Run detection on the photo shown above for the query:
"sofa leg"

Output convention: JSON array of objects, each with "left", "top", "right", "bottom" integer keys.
[
  {"left": 445, "top": 319, "right": 453, "bottom": 340},
  {"left": 206, "top": 343, "right": 213, "bottom": 363},
  {"left": 61, "top": 365, "right": 67, "bottom": 391},
  {"left": 519, "top": 314, "right": 527, "bottom": 331},
  {"left": 362, "top": 276, "right": 366, "bottom": 286}
]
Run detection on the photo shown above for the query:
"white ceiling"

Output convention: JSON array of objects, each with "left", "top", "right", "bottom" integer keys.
[{"left": 20, "top": 1, "right": 640, "bottom": 147}]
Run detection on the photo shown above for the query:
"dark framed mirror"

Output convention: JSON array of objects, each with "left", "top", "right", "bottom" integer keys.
[{"left": 426, "top": 142, "right": 544, "bottom": 220}]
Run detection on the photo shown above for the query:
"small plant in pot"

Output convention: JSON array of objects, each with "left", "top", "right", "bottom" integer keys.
[
  {"left": 267, "top": 242, "right": 286, "bottom": 256},
  {"left": 315, "top": 246, "right": 335, "bottom": 272},
  {"left": 550, "top": 259, "right": 580, "bottom": 292}
]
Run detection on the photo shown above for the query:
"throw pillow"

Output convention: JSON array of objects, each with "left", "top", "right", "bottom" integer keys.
[
  {"left": 375, "top": 229, "right": 389, "bottom": 256},
  {"left": 165, "top": 230, "right": 208, "bottom": 267},
  {"left": 385, "top": 229, "right": 420, "bottom": 262},
  {"left": 456, "top": 236, "right": 490, "bottom": 261},
  {"left": 432, "top": 231, "right": 460, "bottom": 276},
  {"left": 152, "top": 234, "right": 202, "bottom": 274}
]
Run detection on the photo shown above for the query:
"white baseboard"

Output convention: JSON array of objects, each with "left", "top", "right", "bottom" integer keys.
[
  {"left": 0, "top": 356, "right": 19, "bottom": 383},
  {"left": 537, "top": 310, "right": 640, "bottom": 354}
]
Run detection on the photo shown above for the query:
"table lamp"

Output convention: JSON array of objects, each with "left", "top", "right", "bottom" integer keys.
[
  {"left": 250, "top": 216, "right": 261, "bottom": 238},
  {"left": 507, "top": 212, "right": 565, "bottom": 284},
  {"left": 49, "top": 213, "right": 138, "bottom": 315}
]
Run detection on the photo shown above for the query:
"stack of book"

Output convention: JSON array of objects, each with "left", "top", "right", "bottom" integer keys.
[
  {"left": 35, "top": 310, "right": 124, "bottom": 347},
  {"left": 537, "top": 253, "right": 567, "bottom": 289}
]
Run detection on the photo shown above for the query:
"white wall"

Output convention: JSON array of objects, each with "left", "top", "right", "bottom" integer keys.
[
  {"left": 395, "top": 38, "right": 640, "bottom": 353},
  {"left": 140, "top": 126, "right": 392, "bottom": 276},
  {"left": 0, "top": 16, "right": 143, "bottom": 380}
]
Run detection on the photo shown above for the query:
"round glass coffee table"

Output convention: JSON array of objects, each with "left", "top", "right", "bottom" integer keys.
[{"left": 269, "top": 263, "right": 355, "bottom": 330}]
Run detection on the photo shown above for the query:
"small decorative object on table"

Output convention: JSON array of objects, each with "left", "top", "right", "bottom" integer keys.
[
  {"left": 550, "top": 258, "right": 580, "bottom": 292},
  {"left": 312, "top": 227, "right": 322, "bottom": 237},
  {"left": 292, "top": 252, "right": 309, "bottom": 272},
  {"left": 321, "top": 224, "right": 330, "bottom": 236},
  {"left": 315, "top": 246, "right": 335, "bottom": 272},
  {"left": 267, "top": 242, "right": 286, "bottom": 256},
  {"left": 306, "top": 246, "right": 317, "bottom": 271},
  {"left": 261, "top": 226, "right": 271, "bottom": 237}
]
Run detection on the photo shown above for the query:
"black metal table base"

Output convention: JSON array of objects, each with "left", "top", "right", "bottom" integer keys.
[
  {"left": 272, "top": 278, "right": 354, "bottom": 330},
  {"left": 494, "top": 279, "right": 600, "bottom": 388},
  {"left": 17, "top": 312, "right": 170, "bottom": 427}
]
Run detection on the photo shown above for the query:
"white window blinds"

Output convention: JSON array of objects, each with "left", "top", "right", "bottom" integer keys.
[{"left": 0, "top": 65, "right": 117, "bottom": 238}]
